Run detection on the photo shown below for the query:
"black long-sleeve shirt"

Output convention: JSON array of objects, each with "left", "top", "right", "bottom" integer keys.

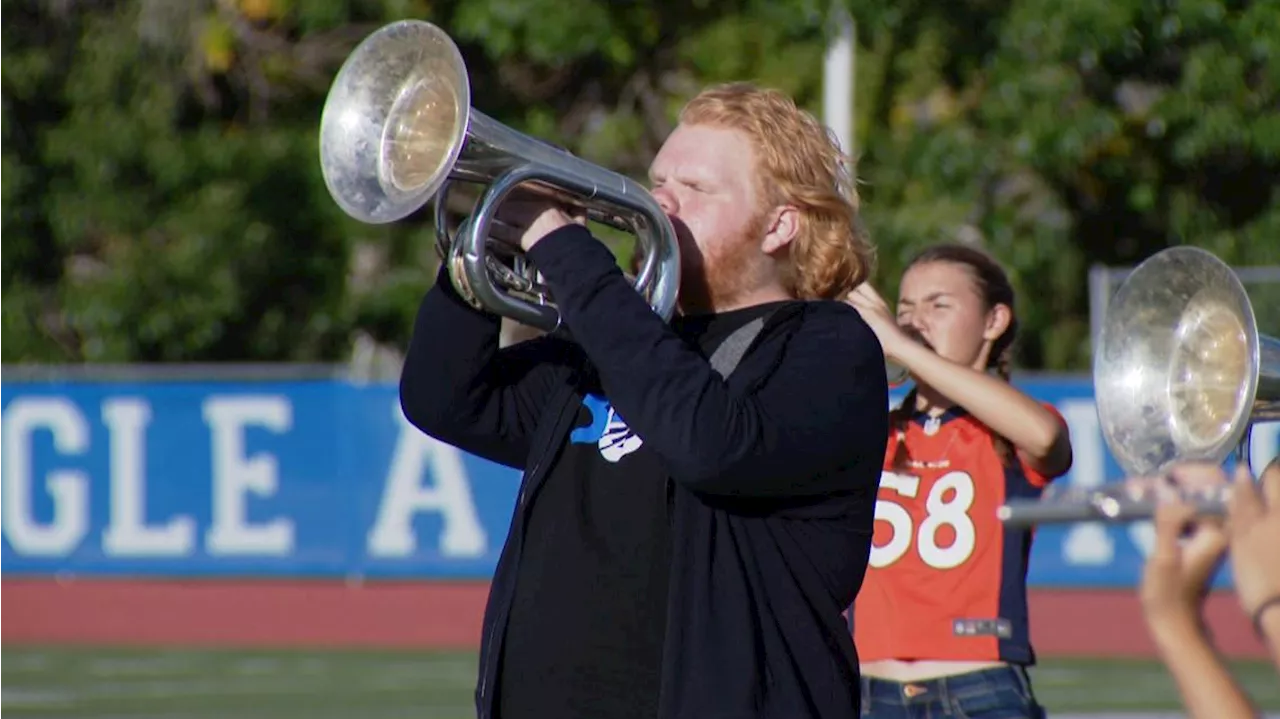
[{"left": 400, "top": 224, "right": 889, "bottom": 719}]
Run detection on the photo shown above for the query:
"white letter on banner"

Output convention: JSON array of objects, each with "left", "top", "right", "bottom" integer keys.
[
  {"left": 1, "top": 397, "right": 91, "bottom": 556},
  {"left": 1057, "top": 399, "right": 1115, "bottom": 566},
  {"left": 367, "top": 403, "right": 486, "bottom": 558},
  {"left": 203, "top": 396, "right": 294, "bottom": 556},
  {"left": 102, "top": 398, "right": 195, "bottom": 557}
]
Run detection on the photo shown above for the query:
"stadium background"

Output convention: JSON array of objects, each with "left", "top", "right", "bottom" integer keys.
[
  {"left": 6, "top": 371, "right": 1280, "bottom": 716},
  {"left": 4, "top": 0, "right": 1280, "bottom": 716}
]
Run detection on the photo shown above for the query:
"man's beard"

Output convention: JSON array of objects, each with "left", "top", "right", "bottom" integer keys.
[{"left": 677, "top": 211, "right": 771, "bottom": 314}]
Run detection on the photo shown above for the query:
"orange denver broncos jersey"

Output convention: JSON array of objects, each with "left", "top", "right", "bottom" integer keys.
[{"left": 852, "top": 404, "right": 1069, "bottom": 664}]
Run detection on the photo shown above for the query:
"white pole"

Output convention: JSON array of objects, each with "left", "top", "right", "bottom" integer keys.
[{"left": 823, "top": 5, "right": 856, "bottom": 156}]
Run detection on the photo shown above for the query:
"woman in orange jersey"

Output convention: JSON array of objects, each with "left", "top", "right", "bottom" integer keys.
[{"left": 844, "top": 244, "right": 1073, "bottom": 719}]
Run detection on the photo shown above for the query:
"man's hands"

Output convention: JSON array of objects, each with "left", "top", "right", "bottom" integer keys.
[{"left": 488, "top": 191, "right": 586, "bottom": 252}]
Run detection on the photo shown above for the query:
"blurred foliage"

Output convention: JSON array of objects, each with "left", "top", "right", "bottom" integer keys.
[{"left": 3, "top": 0, "right": 1278, "bottom": 369}]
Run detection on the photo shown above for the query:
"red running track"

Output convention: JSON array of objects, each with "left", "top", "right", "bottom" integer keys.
[{"left": 1, "top": 579, "right": 1268, "bottom": 658}]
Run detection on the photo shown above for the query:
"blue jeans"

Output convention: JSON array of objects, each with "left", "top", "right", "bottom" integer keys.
[{"left": 860, "top": 665, "right": 1046, "bottom": 719}]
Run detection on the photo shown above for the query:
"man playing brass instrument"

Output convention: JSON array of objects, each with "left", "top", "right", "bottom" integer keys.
[{"left": 400, "top": 83, "right": 888, "bottom": 719}]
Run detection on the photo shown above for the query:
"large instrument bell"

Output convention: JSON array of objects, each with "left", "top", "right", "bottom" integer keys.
[
  {"left": 318, "top": 19, "right": 681, "bottom": 332},
  {"left": 1000, "top": 246, "right": 1280, "bottom": 525}
]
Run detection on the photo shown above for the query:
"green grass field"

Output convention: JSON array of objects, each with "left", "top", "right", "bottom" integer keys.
[{"left": 3, "top": 647, "right": 1278, "bottom": 718}]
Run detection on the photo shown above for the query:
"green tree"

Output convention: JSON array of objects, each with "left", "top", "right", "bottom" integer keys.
[
  {"left": 3, "top": 0, "right": 1277, "bottom": 371},
  {"left": 846, "top": 0, "right": 1280, "bottom": 368}
]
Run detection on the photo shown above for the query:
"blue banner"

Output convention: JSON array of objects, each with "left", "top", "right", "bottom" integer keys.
[{"left": 2, "top": 376, "right": 1276, "bottom": 587}]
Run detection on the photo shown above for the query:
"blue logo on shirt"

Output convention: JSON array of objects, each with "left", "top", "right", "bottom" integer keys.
[{"left": 569, "top": 393, "right": 644, "bottom": 462}]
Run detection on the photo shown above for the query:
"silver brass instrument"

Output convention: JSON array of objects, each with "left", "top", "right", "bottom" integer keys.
[
  {"left": 318, "top": 19, "right": 681, "bottom": 332},
  {"left": 1000, "top": 246, "right": 1280, "bottom": 526}
]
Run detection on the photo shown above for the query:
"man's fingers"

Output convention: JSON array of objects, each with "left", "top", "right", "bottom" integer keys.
[
  {"left": 494, "top": 200, "right": 544, "bottom": 226},
  {"left": 485, "top": 218, "right": 527, "bottom": 247}
]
